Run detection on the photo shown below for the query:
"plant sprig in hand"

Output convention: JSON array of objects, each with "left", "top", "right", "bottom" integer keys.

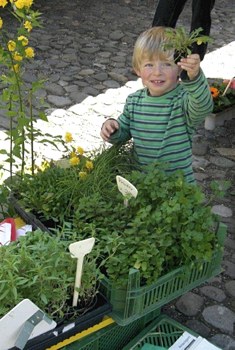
[{"left": 162, "top": 27, "right": 213, "bottom": 62}]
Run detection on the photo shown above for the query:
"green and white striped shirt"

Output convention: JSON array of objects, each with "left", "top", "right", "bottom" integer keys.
[{"left": 109, "top": 70, "right": 213, "bottom": 183}]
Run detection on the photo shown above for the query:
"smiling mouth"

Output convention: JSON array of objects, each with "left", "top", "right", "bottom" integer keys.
[{"left": 152, "top": 80, "right": 165, "bottom": 84}]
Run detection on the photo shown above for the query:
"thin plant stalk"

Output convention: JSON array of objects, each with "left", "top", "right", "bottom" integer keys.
[
  {"left": 5, "top": 39, "right": 26, "bottom": 177},
  {"left": 29, "top": 89, "right": 34, "bottom": 175},
  {"left": 9, "top": 94, "right": 13, "bottom": 181}
]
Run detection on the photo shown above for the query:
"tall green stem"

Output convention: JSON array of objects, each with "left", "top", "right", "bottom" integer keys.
[
  {"left": 9, "top": 95, "right": 13, "bottom": 181},
  {"left": 4, "top": 34, "right": 26, "bottom": 177},
  {"left": 29, "top": 89, "right": 34, "bottom": 175}
]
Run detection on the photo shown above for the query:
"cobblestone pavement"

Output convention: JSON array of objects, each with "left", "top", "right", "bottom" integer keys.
[{"left": 0, "top": 1, "right": 235, "bottom": 349}]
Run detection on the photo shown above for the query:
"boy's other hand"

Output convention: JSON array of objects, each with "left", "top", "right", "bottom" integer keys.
[
  {"left": 177, "top": 54, "right": 200, "bottom": 80},
  {"left": 100, "top": 119, "right": 119, "bottom": 142}
]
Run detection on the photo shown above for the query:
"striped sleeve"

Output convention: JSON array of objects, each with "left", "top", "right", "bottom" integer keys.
[{"left": 181, "top": 69, "right": 214, "bottom": 127}]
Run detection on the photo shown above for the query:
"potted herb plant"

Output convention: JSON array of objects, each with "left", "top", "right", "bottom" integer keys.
[
  {"left": 69, "top": 161, "right": 226, "bottom": 324},
  {"left": 3, "top": 144, "right": 227, "bottom": 327},
  {"left": 205, "top": 77, "right": 235, "bottom": 130},
  {"left": 0, "top": 227, "right": 111, "bottom": 350}
]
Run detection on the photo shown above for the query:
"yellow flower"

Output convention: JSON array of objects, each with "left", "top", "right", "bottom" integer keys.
[
  {"left": 79, "top": 171, "right": 87, "bottom": 180},
  {"left": 0, "top": 0, "right": 8, "bottom": 8},
  {"left": 14, "top": 0, "right": 25, "bottom": 9},
  {"left": 39, "top": 160, "right": 50, "bottom": 171},
  {"left": 7, "top": 40, "right": 16, "bottom": 52},
  {"left": 85, "top": 160, "right": 94, "bottom": 171},
  {"left": 196, "top": 39, "right": 202, "bottom": 45},
  {"left": 0, "top": 17, "right": 3, "bottom": 29},
  {"left": 65, "top": 132, "right": 73, "bottom": 143},
  {"left": 24, "top": 0, "right": 33, "bottom": 7},
  {"left": 25, "top": 47, "right": 34, "bottom": 58},
  {"left": 18, "top": 35, "right": 28, "bottom": 46},
  {"left": 13, "top": 52, "right": 23, "bottom": 61},
  {"left": 13, "top": 64, "right": 20, "bottom": 73},
  {"left": 24, "top": 20, "right": 32, "bottom": 32},
  {"left": 77, "top": 146, "right": 84, "bottom": 155},
  {"left": 69, "top": 156, "right": 80, "bottom": 166},
  {"left": 13, "top": 0, "right": 32, "bottom": 9}
]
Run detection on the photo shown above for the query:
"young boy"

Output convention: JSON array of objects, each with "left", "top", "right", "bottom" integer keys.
[{"left": 100, "top": 27, "right": 213, "bottom": 183}]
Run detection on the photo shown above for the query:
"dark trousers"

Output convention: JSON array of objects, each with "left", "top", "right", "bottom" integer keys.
[{"left": 152, "top": 0, "right": 215, "bottom": 60}]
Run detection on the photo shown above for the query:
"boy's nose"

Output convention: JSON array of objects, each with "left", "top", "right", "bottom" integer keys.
[{"left": 153, "top": 65, "right": 162, "bottom": 74}]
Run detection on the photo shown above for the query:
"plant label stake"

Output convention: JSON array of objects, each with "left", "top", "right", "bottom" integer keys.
[
  {"left": 116, "top": 175, "right": 138, "bottom": 207},
  {"left": 69, "top": 237, "right": 95, "bottom": 307},
  {"left": 222, "top": 76, "right": 235, "bottom": 96}
]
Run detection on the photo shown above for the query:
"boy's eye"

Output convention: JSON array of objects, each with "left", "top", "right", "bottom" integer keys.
[
  {"left": 144, "top": 63, "right": 153, "bottom": 68},
  {"left": 162, "top": 62, "right": 173, "bottom": 67}
]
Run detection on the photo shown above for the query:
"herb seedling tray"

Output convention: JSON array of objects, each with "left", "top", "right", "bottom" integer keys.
[{"left": 100, "top": 222, "right": 226, "bottom": 326}]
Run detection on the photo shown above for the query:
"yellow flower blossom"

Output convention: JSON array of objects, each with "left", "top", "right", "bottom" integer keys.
[
  {"left": 0, "top": 17, "right": 3, "bottom": 29},
  {"left": 24, "top": 20, "right": 32, "bottom": 32},
  {"left": 13, "top": 0, "right": 33, "bottom": 9},
  {"left": 25, "top": 47, "right": 34, "bottom": 58},
  {"left": 8, "top": 40, "right": 16, "bottom": 52},
  {"left": 18, "top": 35, "right": 28, "bottom": 46},
  {"left": 76, "top": 146, "right": 84, "bottom": 155},
  {"left": 85, "top": 160, "right": 94, "bottom": 171},
  {"left": 24, "top": 0, "right": 33, "bottom": 6},
  {"left": 13, "top": 64, "right": 20, "bottom": 73},
  {"left": 0, "top": 0, "right": 8, "bottom": 8},
  {"left": 65, "top": 132, "right": 73, "bottom": 143},
  {"left": 79, "top": 171, "right": 87, "bottom": 180},
  {"left": 13, "top": 52, "right": 23, "bottom": 61},
  {"left": 13, "top": 0, "right": 24, "bottom": 9},
  {"left": 69, "top": 156, "right": 80, "bottom": 166}
]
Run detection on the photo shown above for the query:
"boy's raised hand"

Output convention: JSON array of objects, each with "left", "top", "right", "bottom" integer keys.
[
  {"left": 100, "top": 118, "right": 119, "bottom": 142},
  {"left": 177, "top": 54, "right": 200, "bottom": 80}
]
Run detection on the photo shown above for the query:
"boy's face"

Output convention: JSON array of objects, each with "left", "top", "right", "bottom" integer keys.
[{"left": 135, "top": 57, "right": 180, "bottom": 96}]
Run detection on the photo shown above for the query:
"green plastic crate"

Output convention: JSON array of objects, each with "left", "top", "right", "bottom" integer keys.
[
  {"left": 62, "top": 309, "right": 160, "bottom": 350},
  {"left": 100, "top": 222, "right": 226, "bottom": 326},
  {"left": 123, "top": 314, "right": 221, "bottom": 349}
]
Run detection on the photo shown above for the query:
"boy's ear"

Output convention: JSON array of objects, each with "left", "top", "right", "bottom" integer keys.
[{"left": 134, "top": 69, "right": 141, "bottom": 77}]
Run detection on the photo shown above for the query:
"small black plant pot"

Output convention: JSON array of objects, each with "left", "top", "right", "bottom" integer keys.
[{"left": 9, "top": 293, "right": 112, "bottom": 350}]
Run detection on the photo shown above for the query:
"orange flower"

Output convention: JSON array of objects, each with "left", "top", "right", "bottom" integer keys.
[{"left": 210, "top": 87, "right": 219, "bottom": 99}]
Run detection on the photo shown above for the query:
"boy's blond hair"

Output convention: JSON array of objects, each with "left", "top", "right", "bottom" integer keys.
[{"left": 132, "top": 27, "right": 175, "bottom": 72}]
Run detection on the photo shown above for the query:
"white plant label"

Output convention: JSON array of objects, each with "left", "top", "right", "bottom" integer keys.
[{"left": 116, "top": 175, "right": 138, "bottom": 199}]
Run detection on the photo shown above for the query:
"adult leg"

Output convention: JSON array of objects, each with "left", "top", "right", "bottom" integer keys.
[
  {"left": 152, "top": 0, "right": 188, "bottom": 27},
  {"left": 190, "top": 0, "right": 215, "bottom": 60}
]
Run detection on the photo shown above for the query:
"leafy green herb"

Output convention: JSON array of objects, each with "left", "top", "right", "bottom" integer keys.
[
  {"left": 162, "top": 27, "right": 213, "bottom": 62},
  {"left": 0, "top": 229, "right": 101, "bottom": 320},
  {"left": 73, "top": 163, "right": 219, "bottom": 287}
]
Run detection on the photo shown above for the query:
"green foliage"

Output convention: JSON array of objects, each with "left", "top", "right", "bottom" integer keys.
[
  {"left": 162, "top": 27, "right": 213, "bottom": 62},
  {"left": 6, "top": 149, "right": 223, "bottom": 290},
  {"left": 73, "top": 163, "right": 218, "bottom": 287},
  {"left": 0, "top": 1, "right": 65, "bottom": 179},
  {"left": 209, "top": 79, "right": 235, "bottom": 113},
  {"left": 9, "top": 144, "right": 137, "bottom": 226},
  {"left": 0, "top": 228, "right": 100, "bottom": 320},
  {"left": 207, "top": 180, "right": 232, "bottom": 204}
]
